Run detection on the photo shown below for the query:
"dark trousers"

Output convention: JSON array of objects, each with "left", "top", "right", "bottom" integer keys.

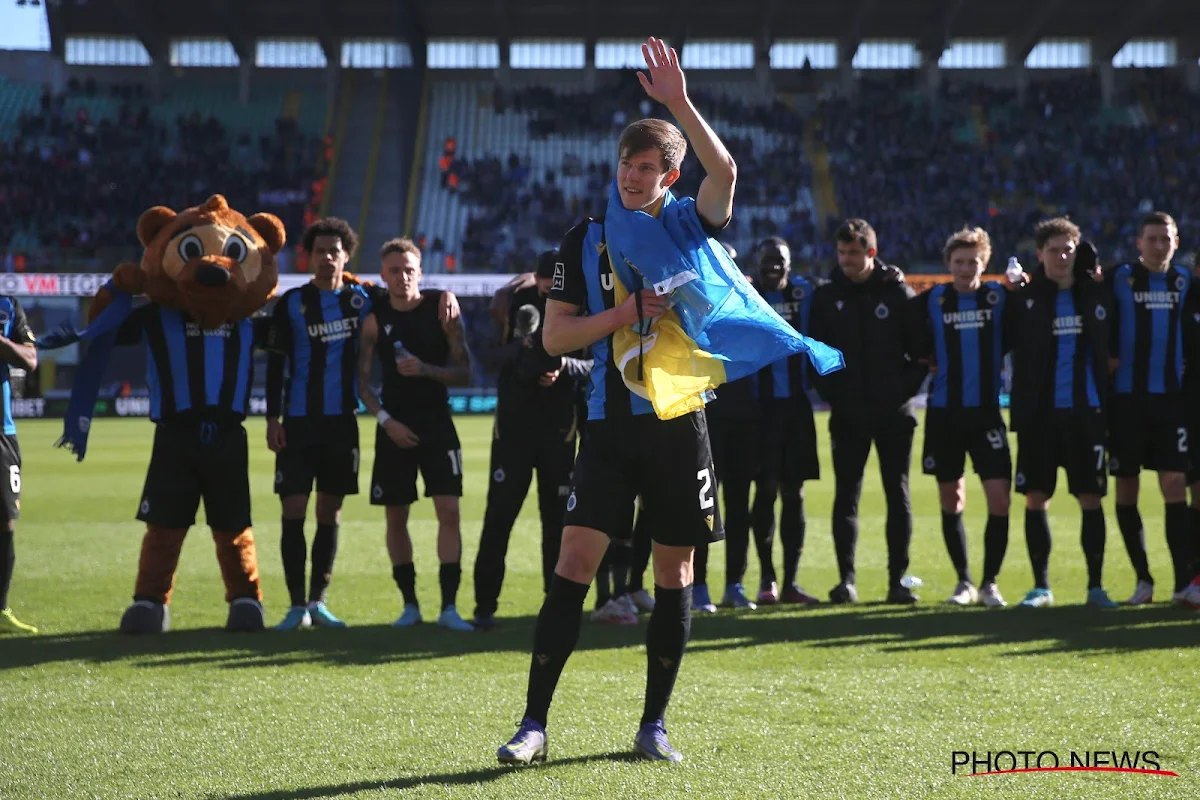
[
  {"left": 829, "top": 411, "right": 916, "bottom": 587},
  {"left": 473, "top": 424, "right": 576, "bottom": 619}
]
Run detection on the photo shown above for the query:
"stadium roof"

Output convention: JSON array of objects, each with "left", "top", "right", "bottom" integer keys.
[{"left": 49, "top": 0, "right": 1200, "bottom": 63}]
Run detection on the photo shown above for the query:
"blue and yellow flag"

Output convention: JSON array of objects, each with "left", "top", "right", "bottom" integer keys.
[{"left": 604, "top": 182, "right": 843, "bottom": 419}]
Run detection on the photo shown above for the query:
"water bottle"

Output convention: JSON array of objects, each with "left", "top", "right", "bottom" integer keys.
[
  {"left": 393, "top": 339, "right": 411, "bottom": 363},
  {"left": 1005, "top": 256, "right": 1023, "bottom": 284}
]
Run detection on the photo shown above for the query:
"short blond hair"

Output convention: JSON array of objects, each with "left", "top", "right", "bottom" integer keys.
[
  {"left": 380, "top": 237, "right": 421, "bottom": 261},
  {"left": 943, "top": 226, "right": 992, "bottom": 265}
]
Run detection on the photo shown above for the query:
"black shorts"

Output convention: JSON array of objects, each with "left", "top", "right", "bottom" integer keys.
[
  {"left": 370, "top": 413, "right": 463, "bottom": 506},
  {"left": 274, "top": 415, "right": 361, "bottom": 497},
  {"left": 707, "top": 415, "right": 760, "bottom": 486},
  {"left": 138, "top": 421, "right": 251, "bottom": 530},
  {"left": 1108, "top": 394, "right": 1189, "bottom": 477},
  {"left": 0, "top": 434, "right": 22, "bottom": 523},
  {"left": 564, "top": 410, "right": 724, "bottom": 547},
  {"left": 1015, "top": 408, "right": 1108, "bottom": 497},
  {"left": 921, "top": 407, "right": 1012, "bottom": 483},
  {"left": 758, "top": 397, "right": 819, "bottom": 484}
]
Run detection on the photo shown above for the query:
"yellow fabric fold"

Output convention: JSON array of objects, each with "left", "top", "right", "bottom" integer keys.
[{"left": 609, "top": 258, "right": 728, "bottom": 420}]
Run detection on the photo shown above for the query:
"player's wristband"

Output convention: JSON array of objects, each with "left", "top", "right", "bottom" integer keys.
[{"left": 376, "top": 410, "right": 392, "bottom": 426}]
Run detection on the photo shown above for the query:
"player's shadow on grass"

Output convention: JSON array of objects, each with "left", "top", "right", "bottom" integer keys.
[
  {"left": 0, "top": 605, "right": 1193, "bottom": 670},
  {"left": 214, "top": 752, "right": 641, "bottom": 800}
]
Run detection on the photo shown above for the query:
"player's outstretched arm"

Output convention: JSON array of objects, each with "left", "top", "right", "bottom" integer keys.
[{"left": 637, "top": 36, "right": 736, "bottom": 226}]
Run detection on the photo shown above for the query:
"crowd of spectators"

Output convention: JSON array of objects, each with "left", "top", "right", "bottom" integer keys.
[
  {"left": 0, "top": 78, "right": 321, "bottom": 271},
  {"left": 428, "top": 68, "right": 1199, "bottom": 278}
]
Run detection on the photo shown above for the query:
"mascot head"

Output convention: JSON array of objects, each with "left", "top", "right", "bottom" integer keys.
[{"left": 111, "top": 194, "right": 284, "bottom": 329}]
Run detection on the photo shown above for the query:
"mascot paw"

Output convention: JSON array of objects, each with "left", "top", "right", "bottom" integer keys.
[
  {"left": 226, "top": 597, "right": 266, "bottom": 633},
  {"left": 119, "top": 600, "right": 170, "bottom": 634}
]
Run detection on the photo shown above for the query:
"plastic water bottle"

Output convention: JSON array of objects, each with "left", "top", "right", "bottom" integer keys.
[
  {"left": 393, "top": 339, "right": 411, "bottom": 362},
  {"left": 900, "top": 575, "right": 923, "bottom": 589},
  {"left": 1005, "top": 256, "right": 1023, "bottom": 284}
]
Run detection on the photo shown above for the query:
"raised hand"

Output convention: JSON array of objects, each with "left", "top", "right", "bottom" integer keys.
[{"left": 637, "top": 36, "right": 687, "bottom": 108}]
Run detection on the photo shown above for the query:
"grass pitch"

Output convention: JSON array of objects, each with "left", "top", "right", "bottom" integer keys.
[{"left": 1, "top": 415, "right": 1197, "bottom": 800}]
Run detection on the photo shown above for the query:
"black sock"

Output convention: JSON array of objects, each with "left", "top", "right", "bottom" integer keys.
[
  {"left": 0, "top": 528, "right": 13, "bottom": 609},
  {"left": 309, "top": 523, "right": 339, "bottom": 604},
  {"left": 982, "top": 514, "right": 1009, "bottom": 585},
  {"left": 941, "top": 511, "right": 972, "bottom": 584},
  {"left": 693, "top": 540, "right": 709, "bottom": 588},
  {"left": 1025, "top": 509, "right": 1051, "bottom": 590},
  {"left": 392, "top": 562, "right": 418, "bottom": 608},
  {"left": 524, "top": 575, "right": 590, "bottom": 727},
  {"left": 1115, "top": 504, "right": 1153, "bottom": 585},
  {"left": 281, "top": 518, "right": 307, "bottom": 608},
  {"left": 611, "top": 542, "right": 631, "bottom": 597},
  {"left": 1081, "top": 508, "right": 1106, "bottom": 590},
  {"left": 595, "top": 548, "right": 612, "bottom": 609},
  {"left": 1164, "top": 502, "right": 1193, "bottom": 593},
  {"left": 439, "top": 562, "right": 462, "bottom": 610},
  {"left": 780, "top": 492, "right": 805, "bottom": 588},
  {"left": 641, "top": 584, "right": 693, "bottom": 727},
  {"left": 1191, "top": 506, "right": 1200, "bottom": 578}
]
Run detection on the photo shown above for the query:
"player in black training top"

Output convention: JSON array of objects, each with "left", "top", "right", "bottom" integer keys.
[
  {"left": 808, "top": 219, "right": 928, "bottom": 605},
  {"left": 1007, "top": 218, "right": 1118, "bottom": 609},
  {"left": 497, "top": 37, "right": 734, "bottom": 765},
  {"left": 1105, "top": 211, "right": 1198, "bottom": 605},
  {"left": 472, "top": 250, "right": 592, "bottom": 630},
  {"left": 356, "top": 237, "right": 475, "bottom": 631},
  {"left": 0, "top": 296, "right": 37, "bottom": 634},
  {"left": 912, "top": 227, "right": 1011, "bottom": 609}
]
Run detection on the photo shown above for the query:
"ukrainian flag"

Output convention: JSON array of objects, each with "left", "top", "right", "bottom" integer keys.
[{"left": 604, "top": 182, "right": 844, "bottom": 420}]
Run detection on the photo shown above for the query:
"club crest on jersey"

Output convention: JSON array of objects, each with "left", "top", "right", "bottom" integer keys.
[
  {"left": 986, "top": 291, "right": 999, "bottom": 306},
  {"left": 372, "top": 485, "right": 383, "bottom": 499},
  {"left": 1177, "top": 275, "right": 1187, "bottom": 291},
  {"left": 875, "top": 303, "right": 889, "bottom": 319},
  {"left": 923, "top": 456, "right": 936, "bottom": 470},
  {"left": 553, "top": 262, "right": 565, "bottom": 291},
  {"left": 1095, "top": 305, "right": 1107, "bottom": 320},
  {"left": 1015, "top": 472, "right": 1026, "bottom": 487},
  {"left": 493, "top": 468, "right": 506, "bottom": 483},
  {"left": 350, "top": 293, "right": 365, "bottom": 309},
  {"left": 791, "top": 285, "right": 806, "bottom": 301},
  {"left": 566, "top": 491, "right": 577, "bottom": 511}
]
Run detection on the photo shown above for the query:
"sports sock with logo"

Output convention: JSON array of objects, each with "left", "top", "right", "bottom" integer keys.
[
  {"left": 1115, "top": 504, "right": 1153, "bottom": 585},
  {"left": 641, "top": 584, "right": 693, "bottom": 726},
  {"left": 280, "top": 518, "right": 307, "bottom": 608},
  {"left": 1080, "top": 508, "right": 1106, "bottom": 590},
  {"left": 1025, "top": 509, "right": 1051, "bottom": 590},
  {"left": 392, "top": 562, "right": 418, "bottom": 608},
  {"left": 524, "top": 575, "right": 590, "bottom": 727},
  {"left": 942, "top": 511, "right": 972, "bottom": 584},
  {"left": 982, "top": 513, "right": 1009, "bottom": 585},
  {"left": 309, "top": 522, "right": 339, "bottom": 604}
]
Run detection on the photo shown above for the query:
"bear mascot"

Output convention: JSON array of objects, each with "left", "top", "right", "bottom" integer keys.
[{"left": 40, "top": 194, "right": 283, "bottom": 633}]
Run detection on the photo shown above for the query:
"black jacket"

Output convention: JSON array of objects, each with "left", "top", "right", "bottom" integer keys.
[
  {"left": 808, "top": 261, "right": 927, "bottom": 419},
  {"left": 1006, "top": 268, "right": 1111, "bottom": 433}
]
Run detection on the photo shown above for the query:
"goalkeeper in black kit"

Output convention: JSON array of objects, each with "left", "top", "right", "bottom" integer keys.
[{"left": 472, "top": 251, "right": 592, "bottom": 629}]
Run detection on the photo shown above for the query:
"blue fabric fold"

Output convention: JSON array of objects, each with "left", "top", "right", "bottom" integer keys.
[
  {"left": 603, "top": 181, "right": 845, "bottom": 382},
  {"left": 38, "top": 282, "right": 135, "bottom": 461}
]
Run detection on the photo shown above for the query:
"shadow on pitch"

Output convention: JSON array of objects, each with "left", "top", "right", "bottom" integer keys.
[
  {"left": 1, "top": 601, "right": 1194, "bottom": 671},
  {"left": 212, "top": 751, "right": 641, "bottom": 800}
]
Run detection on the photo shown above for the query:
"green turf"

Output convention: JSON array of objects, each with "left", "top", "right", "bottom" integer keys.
[{"left": 1, "top": 415, "right": 1196, "bottom": 800}]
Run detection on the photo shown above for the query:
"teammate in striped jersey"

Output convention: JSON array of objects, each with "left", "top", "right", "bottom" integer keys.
[{"left": 913, "top": 227, "right": 1011, "bottom": 607}]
